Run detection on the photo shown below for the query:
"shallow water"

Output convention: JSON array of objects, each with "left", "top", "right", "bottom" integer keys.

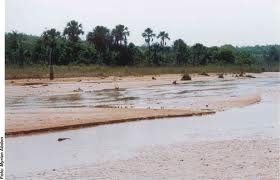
[
  {"left": 5, "top": 74, "right": 280, "bottom": 178},
  {"left": 5, "top": 75, "right": 280, "bottom": 110},
  {"left": 5, "top": 95, "right": 280, "bottom": 178}
]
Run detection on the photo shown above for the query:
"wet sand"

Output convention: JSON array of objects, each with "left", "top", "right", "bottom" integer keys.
[
  {"left": 5, "top": 73, "right": 270, "bottom": 136},
  {"left": 5, "top": 72, "right": 280, "bottom": 179},
  {"left": 6, "top": 108, "right": 215, "bottom": 136},
  {"left": 6, "top": 138, "right": 279, "bottom": 180},
  {"left": 53, "top": 139, "right": 279, "bottom": 180}
]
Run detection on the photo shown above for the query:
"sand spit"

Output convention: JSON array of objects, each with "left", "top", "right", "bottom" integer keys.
[
  {"left": 6, "top": 73, "right": 269, "bottom": 137},
  {"left": 5, "top": 108, "right": 215, "bottom": 136},
  {"left": 11, "top": 138, "right": 279, "bottom": 180}
]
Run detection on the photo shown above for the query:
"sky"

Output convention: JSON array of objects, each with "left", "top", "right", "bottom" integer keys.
[{"left": 5, "top": 0, "right": 280, "bottom": 47}]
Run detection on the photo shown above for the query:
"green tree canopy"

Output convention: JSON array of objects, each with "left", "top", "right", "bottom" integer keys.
[
  {"left": 191, "top": 43, "right": 207, "bottom": 65},
  {"left": 173, "top": 39, "right": 189, "bottom": 64},
  {"left": 157, "top": 31, "right": 170, "bottom": 47},
  {"left": 111, "top": 24, "right": 129, "bottom": 46},
  {"left": 86, "top": 26, "right": 110, "bottom": 52},
  {"left": 63, "top": 20, "right": 84, "bottom": 42}
]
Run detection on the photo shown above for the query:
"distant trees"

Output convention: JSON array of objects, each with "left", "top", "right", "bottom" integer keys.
[
  {"left": 142, "top": 28, "right": 156, "bottom": 63},
  {"left": 111, "top": 25, "right": 129, "bottom": 46},
  {"left": 235, "top": 51, "right": 254, "bottom": 65},
  {"left": 86, "top": 26, "right": 110, "bottom": 64},
  {"left": 5, "top": 31, "right": 24, "bottom": 65},
  {"left": 191, "top": 43, "right": 207, "bottom": 65},
  {"left": 173, "top": 39, "right": 189, "bottom": 65},
  {"left": 63, "top": 20, "right": 84, "bottom": 42},
  {"left": 4, "top": 20, "right": 280, "bottom": 69},
  {"left": 157, "top": 31, "right": 170, "bottom": 47},
  {"left": 218, "top": 48, "right": 235, "bottom": 64},
  {"left": 207, "top": 46, "right": 219, "bottom": 64},
  {"left": 42, "top": 28, "right": 61, "bottom": 79}
]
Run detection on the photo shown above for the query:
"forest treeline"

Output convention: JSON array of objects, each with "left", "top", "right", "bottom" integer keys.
[{"left": 5, "top": 20, "right": 280, "bottom": 69}]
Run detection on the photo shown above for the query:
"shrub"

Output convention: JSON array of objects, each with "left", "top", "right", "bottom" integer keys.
[
  {"left": 181, "top": 73, "right": 191, "bottom": 80},
  {"left": 245, "top": 74, "right": 256, "bottom": 78},
  {"left": 200, "top": 72, "right": 209, "bottom": 76},
  {"left": 218, "top": 74, "right": 224, "bottom": 78}
]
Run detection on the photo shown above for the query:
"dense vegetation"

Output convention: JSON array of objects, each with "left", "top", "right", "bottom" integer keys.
[{"left": 5, "top": 20, "right": 280, "bottom": 73}]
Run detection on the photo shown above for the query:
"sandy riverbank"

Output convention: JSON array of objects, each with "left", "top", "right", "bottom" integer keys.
[
  {"left": 5, "top": 72, "right": 277, "bottom": 136},
  {"left": 5, "top": 108, "right": 215, "bottom": 136},
  {"left": 8, "top": 138, "right": 278, "bottom": 180}
]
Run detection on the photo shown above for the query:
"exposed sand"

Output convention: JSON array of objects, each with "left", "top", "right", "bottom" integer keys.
[
  {"left": 5, "top": 73, "right": 272, "bottom": 136},
  {"left": 5, "top": 72, "right": 280, "bottom": 179},
  {"left": 10, "top": 138, "right": 279, "bottom": 180},
  {"left": 5, "top": 108, "right": 215, "bottom": 136},
  {"left": 5, "top": 73, "right": 265, "bottom": 96}
]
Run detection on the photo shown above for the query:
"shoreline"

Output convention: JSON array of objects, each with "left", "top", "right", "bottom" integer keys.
[
  {"left": 6, "top": 138, "right": 279, "bottom": 179},
  {"left": 5, "top": 72, "right": 276, "bottom": 137},
  {"left": 6, "top": 108, "right": 215, "bottom": 137}
]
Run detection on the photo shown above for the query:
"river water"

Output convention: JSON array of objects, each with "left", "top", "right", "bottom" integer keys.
[
  {"left": 5, "top": 74, "right": 280, "bottom": 179},
  {"left": 6, "top": 74, "right": 280, "bottom": 110}
]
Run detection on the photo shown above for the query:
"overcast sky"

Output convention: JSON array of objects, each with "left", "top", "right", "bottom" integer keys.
[{"left": 5, "top": 0, "right": 280, "bottom": 46}]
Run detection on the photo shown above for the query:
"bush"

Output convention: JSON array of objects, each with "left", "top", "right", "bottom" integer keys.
[
  {"left": 200, "top": 72, "right": 209, "bottom": 76},
  {"left": 245, "top": 74, "right": 256, "bottom": 78},
  {"left": 181, "top": 73, "right": 191, "bottom": 80},
  {"left": 218, "top": 74, "right": 224, "bottom": 78},
  {"left": 239, "top": 72, "right": 245, "bottom": 77}
]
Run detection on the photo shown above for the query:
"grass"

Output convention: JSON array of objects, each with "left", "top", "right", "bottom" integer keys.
[{"left": 5, "top": 63, "right": 277, "bottom": 80}]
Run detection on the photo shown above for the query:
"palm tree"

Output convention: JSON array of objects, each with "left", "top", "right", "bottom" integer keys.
[
  {"left": 87, "top": 26, "right": 110, "bottom": 52},
  {"left": 42, "top": 28, "right": 61, "bottom": 80},
  {"left": 111, "top": 24, "right": 129, "bottom": 46},
  {"left": 157, "top": 31, "right": 170, "bottom": 47},
  {"left": 142, "top": 28, "right": 156, "bottom": 62},
  {"left": 63, "top": 20, "right": 84, "bottom": 43},
  {"left": 86, "top": 26, "right": 111, "bottom": 63}
]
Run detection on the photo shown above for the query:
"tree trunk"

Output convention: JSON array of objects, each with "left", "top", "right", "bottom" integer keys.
[
  {"left": 148, "top": 43, "right": 151, "bottom": 64},
  {"left": 49, "top": 48, "right": 54, "bottom": 80}
]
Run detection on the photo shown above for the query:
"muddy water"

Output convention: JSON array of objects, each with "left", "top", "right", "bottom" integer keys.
[
  {"left": 5, "top": 95, "right": 280, "bottom": 178},
  {"left": 5, "top": 75, "right": 280, "bottom": 110}
]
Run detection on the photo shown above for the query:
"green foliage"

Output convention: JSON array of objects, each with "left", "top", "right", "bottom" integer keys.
[
  {"left": 111, "top": 24, "right": 129, "bottom": 46},
  {"left": 218, "top": 47, "right": 235, "bottom": 64},
  {"left": 157, "top": 31, "right": 170, "bottom": 47},
  {"left": 235, "top": 51, "right": 255, "bottom": 65},
  {"left": 86, "top": 26, "right": 110, "bottom": 54},
  {"left": 4, "top": 21, "right": 280, "bottom": 71},
  {"left": 191, "top": 43, "right": 208, "bottom": 65},
  {"left": 63, "top": 20, "right": 84, "bottom": 42},
  {"left": 173, "top": 39, "right": 190, "bottom": 65}
]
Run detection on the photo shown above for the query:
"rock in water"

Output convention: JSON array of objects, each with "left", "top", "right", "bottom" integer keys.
[{"left": 57, "top": 138, "right": 71, "bottom": 142}]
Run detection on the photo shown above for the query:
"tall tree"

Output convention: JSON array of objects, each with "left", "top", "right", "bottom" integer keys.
[
  {"left": 111, "top": 24, "right": 129, "bottom": 46},
  {"left": 157, "top": 31, "right": 170, "bottom": 47},
  {"left": 173, "top": 39, "right": 189, "bottom": 64},
  {"left": 207, "top": 46, "right": 219, "bottom": 64},
  {"left": 86, "top": 26, "right": 111, "bottom": 63},
  {"left": 42, "top": 28, "right": 61, "bottom": 79},
  {"left": 63, "top": 20, "right": 84, "bottom": 43},
  {"left": 87, "top": 26, "right": 110, "bottom": 51},
  {"left": 219, "top": 45, "right": 236, "bottom": 64},
  {"left": 191, "top": 43, "right": 208, "bottom": 65},
  {"left": 5, "top": 31, "right": 25, "bottom": 65},
  {"left": 142, "top": 28, "right": 156, "bottom": 62}
]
